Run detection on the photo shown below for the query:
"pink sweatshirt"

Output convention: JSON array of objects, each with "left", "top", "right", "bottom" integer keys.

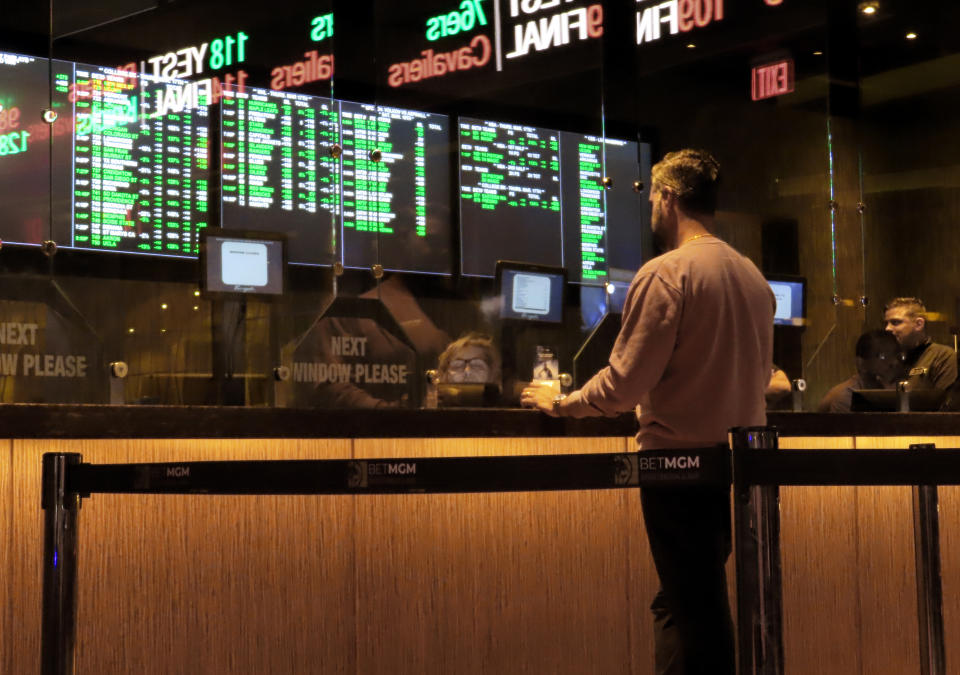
[{"left": 563, "top": 237, "right": 775, "bottom": 449}]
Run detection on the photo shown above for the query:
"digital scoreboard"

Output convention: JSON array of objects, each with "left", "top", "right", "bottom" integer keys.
[
  {"left": 459, "top": 119, "right": 561, "bottom": 274},
  {"left": 0, "top": 52, "right": 74, "bottom": 246},
  {"left": 339, "top": 101, "right": 451, "bottom": 275},
  {"left": 0, "top": 53, "right": 212, "bottom": 257},
  {"left": 459, "top": 117, "right": 646, "bottom": 282},
  {"left": 71, "top": 65, "right": 211, "bottom": 256},
  {"left": 2, "top": 48, "right": 646, "bottom": 283},
  {"left": 221, "top": 87, "right": 340, "bottom": 265},
  {"left": 221, "top": 92, "right": 453, "bottom": 274}
]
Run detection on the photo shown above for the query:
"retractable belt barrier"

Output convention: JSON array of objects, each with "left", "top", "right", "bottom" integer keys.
[
  {"left": 40, "top": 446, "right": 730, "bottom": 675},
  {"left": 55, "top": 446, "right": 733, "bottom": 498},
  {"left": 40, "top": 431, "right": 960, "bottom": 675},
  {"left": 731, "top": 429, "right": 957, "bottom": 675}
]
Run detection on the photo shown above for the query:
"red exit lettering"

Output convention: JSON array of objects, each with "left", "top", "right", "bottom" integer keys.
[{"left": 751, "top": 59, "right": 794, "bottom": 101}]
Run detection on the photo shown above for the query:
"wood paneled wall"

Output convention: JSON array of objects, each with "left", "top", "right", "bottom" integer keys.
[{"left": 1, "top": 436, "right": 957, "bottom": 673}]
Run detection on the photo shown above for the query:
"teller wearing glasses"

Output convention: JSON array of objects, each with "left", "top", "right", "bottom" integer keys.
[{"left": 437, "top": 332, "right": 501, "bottom": 386}]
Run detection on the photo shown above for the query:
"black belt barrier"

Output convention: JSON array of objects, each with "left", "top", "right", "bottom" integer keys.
[{"left": 40, "top": 446, "right": 730, "bottom": 675}]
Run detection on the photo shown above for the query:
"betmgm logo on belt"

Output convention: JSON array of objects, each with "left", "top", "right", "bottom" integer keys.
[
  {"left": 636, "top": 450, "right": 713, "bottom": 485},
  {"left": 347, "top": 460, "right": 418, "bottom": 488}
]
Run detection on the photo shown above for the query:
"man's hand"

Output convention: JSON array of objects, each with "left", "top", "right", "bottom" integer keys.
[{"left": 520, "top": 382, "right": 560, "bottom": 416}]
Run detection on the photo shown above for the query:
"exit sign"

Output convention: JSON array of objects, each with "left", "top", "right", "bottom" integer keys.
[{"left": 751, "top": 58, "right": 794, "bottom": 101}]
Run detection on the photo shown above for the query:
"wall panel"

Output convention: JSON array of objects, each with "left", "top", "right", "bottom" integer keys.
[
  {"left": 778, "top": 437, "right": 861, "bottom": 675},
  {"left": 860, "top": 435, "right": 960, "bottom": 675},
  {"left": 12, "top": 438, "right": 354, "bottom": 675},
  {"left": 0, "top": 439, "right": 12, "bottom": 675},
  {"left": 353, "top": 437, "right": 639, "bottom": 675}
]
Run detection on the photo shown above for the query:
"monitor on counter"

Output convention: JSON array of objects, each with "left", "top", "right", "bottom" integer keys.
[
  {"left": 200, "top": 228, "right": 286, "bottom": 299},
  {"left": 850, "top": 389, "right": 944, "bottom": 412},
  {"left": 496, "top": 261, "right": 566, "bottom": 324},
  {"left": 767, "top": 275, "right": 806, "bottom": 327}
]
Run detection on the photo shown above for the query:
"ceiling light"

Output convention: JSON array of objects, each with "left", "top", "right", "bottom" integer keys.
[
  {"left": 686, "top": 43, "right": 696, "bottom": 49},
  {"left": 906, "top": 32, "right": 917, "bottom": 40},
  {"left": 813, "top": 50, "right": 823, "bottom": 56},
  {"left": 858, "top": 1, "right": 879, "bottom": 15}
]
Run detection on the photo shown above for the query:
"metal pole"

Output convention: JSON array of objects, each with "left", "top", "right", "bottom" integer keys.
[
  {"left": 898, "top": 380, "right": 910, "bottom": 413},
  {"left": 790, "top": 379, "right": 806, "bottom": 413},
  {"left": 732, "top": 426, "right": 783, "bottom": 675},
  {"left": 910, "top": 443, "right": 946, "bottom": 675},
  {"left": 41, "top": 453, "right": 83, "bottom": 675}
]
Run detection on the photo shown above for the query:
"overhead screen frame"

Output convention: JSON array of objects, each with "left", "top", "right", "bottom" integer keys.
[
  {"left": 1, "top": 47, "right": 653, "bottom": 285},
  {"left": 0, "top": 50, "right": 454, "bottom": 276}
]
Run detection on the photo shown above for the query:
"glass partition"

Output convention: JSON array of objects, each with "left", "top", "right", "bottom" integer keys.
[
  {"left": 628, "top": 0, "right": 835, "bottom": 409},
  {"left": 1, "top": 1, "right": 956, "bottom": 410},
  {"left": 859, "top": 2, "right": 960, "bottom": 406}
]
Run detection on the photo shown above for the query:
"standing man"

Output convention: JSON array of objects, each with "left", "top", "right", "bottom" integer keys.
[
  {"left": 522, "top": 149, "right": 774, "bottom": 675},
  {"left": 883, "top": 297, "right": 957, "bottom": 391}
]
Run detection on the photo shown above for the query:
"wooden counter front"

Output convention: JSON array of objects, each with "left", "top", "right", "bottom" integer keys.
[{"left": 2, "top": 416, "right": 959, "bottom": 673}]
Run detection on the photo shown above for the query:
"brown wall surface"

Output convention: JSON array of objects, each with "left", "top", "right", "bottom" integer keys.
[{"left": 1, "top": 435, "right": 956, "bottom": 673}]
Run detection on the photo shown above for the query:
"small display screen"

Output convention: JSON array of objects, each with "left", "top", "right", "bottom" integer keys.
[
  {"left": 497, "top": 262, "right": 566, "bottom": 323},
  {"left": 202, "top": 230, "right": 285, "bottom": 297},
  {"left": 768, "top": 278, "right": 805, "bottom": 326}
]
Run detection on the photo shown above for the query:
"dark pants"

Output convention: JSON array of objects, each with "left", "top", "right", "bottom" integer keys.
[{"left": 640, "top": 486, "right": 736, "bottom": 675}]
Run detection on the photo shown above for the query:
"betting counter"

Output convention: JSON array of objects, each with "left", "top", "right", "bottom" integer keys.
[{"left": 3, "top": 405, "right": 960, "bottom": 673}]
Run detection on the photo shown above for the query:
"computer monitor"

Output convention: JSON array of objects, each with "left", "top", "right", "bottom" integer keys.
[
  {"left": 200, "top": 229, "right": 286, "bottom": 299},
  {"left": 496, "top": 261, "right": 566, "bottom": 324},
  {"left": 767, "top": 275, "right": 806, "bottom": 327}
]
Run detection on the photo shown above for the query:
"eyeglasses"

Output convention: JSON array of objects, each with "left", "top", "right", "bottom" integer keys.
[{"left": 449, "top": 358, "right": 490, "bottom": 372}]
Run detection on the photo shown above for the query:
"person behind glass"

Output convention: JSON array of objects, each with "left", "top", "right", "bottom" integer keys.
[
  {"left": 438, "top": 332, "right": 501, "bottom": 385},
  {"left": 521, "top": 149, "right": 774, "bottom": 675},
  {"left": 817, "top": 329, "right": 905, "bottom": 413},
  {"left": 883, "top": 297, "right": 957, "bottom": 390}
]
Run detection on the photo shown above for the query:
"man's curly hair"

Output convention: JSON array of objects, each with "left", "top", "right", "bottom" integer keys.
[{"left": 651, "top": 149, "right": 721, "bottom": 215}]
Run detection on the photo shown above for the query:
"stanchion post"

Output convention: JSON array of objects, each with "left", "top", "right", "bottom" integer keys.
[
  {"left": 732, "top": 426, "right": 783, "bottom": 675},
  {"left": 41, "top": 453, "right": 83, "bottom": 675},
  {"left": 910, "top": 443, "right": 946, "bottom": 675},
  {"left": 898, "top": 380, "right": 910, "bottom": 413},
  {"left": 790, "top": 379, "right": 806, "bottom": 413}
]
